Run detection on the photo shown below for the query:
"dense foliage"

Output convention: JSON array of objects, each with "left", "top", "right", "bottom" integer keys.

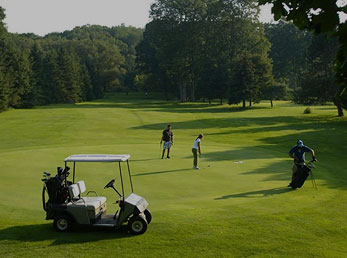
[
  {"left": 1, "top": 2, "right": 345, "bottom": 115},
  {"left": 0, "top": 6, "right": 143, "bottom": 112},
  {"left": 259, "top": 0, "right": 346, "bottom": 115},
  {"left": 136, "top": 0, "right": 274, "bottom": 106}
]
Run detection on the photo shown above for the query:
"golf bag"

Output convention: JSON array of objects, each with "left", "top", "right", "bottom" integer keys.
[
  {"left": 42, "top": 167, "right": 72, "bottom": 210},
  {"left": 290, "top": 164, "right": 310, "bottom": 189}
]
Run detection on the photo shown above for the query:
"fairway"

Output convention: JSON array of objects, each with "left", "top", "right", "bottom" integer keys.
[{"left": 0, "top": 94, "right": 347, "bottom": 258}]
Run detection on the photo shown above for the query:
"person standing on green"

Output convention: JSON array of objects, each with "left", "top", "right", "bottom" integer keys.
[
  {"left": 160, "top": 124, "right": 174, "bottom": 159},
  {"left": 192, "top": 133, "right": 204, "bottom": 169}
]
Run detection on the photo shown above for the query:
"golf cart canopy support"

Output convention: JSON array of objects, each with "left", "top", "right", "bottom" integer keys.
[{"left": 64, "top": 154, "right": 134, "bottom": 196}]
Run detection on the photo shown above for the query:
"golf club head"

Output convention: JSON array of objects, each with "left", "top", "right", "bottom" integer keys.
[{"left": 57, "top": 167, "right": 63, "bottom": 176}]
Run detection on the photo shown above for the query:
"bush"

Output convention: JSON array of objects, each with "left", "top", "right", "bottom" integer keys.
[{"left": 304, "top": 107, "right": 312, "bottom": 114}]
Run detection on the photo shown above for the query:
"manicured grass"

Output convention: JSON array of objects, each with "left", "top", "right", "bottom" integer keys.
[{"left": 0, "top": 94, "right": 346, "bottom": 258}]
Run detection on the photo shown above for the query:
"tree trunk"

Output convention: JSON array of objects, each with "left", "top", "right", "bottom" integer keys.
[
  {"left": 220, "top": 98, "right": 223, "bottom": 105},
  {"left": 208, "top": 99, "right": 211, "bottom": 105},
  {"left": 179, "top": 82, "right": 187, "bottom": 102},
  {"left": 249, "top": 99, "right": 252, "bottom": 107},
  {"left": 163, "top": 88, "right": 168, "bottom": 101},
  {"left": 242, "top": 100, "right": 246, "bottom": 108},
  {"left": 270, "top": 99, "right": 273, "bottom": 108},
  {"left": 337, "top": 105, "right": 344, "bottom": 117},
  {"left": 190, "top": 80, "right": 195, "bottom": 102},
  {"left": 333, "top": 97, "right": 344, "bottom": 117}
]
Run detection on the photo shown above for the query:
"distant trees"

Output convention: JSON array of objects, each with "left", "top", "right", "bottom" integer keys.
[
  {"left": 0, "top": 6, "right": 144, "bottom": 113},
  {"left": 0, "top": 6, "right": 32, "bottom": 111},
  {"left": 294, "top": 36, "right": 339, "bottom": 105},
  {"left": 265, "top": 21, "right": 311, "bottom": 90},
  {"left": 1, "top": 2, "right": 345, "bottom": 113},
  {"left": 259, "top": 0, "right": 346, "bottom": 115},
  {"left": 136, "top": 0, "right": 273, "bottom": 105}
]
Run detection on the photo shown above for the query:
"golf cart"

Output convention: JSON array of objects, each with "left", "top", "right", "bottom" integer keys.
[{"left": 41, "top": 154, "right": 151, "bottom": 234}]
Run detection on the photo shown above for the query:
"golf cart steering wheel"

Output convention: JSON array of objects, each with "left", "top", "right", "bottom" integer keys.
[{"left": 104, "top": 179, "right": 115, "bottom": 189}]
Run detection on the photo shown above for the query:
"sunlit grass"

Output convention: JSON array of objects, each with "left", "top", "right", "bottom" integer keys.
[{"left": 0, "top": 94, "right": 346, "bottom": 257}]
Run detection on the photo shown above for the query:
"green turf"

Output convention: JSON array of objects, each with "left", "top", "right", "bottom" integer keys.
[{"left": 0, "top": 94, "right": 346, "bottom": 258}]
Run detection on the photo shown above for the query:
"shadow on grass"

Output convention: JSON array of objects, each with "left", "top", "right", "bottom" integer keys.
[
  {"left": 34, "top": 96, "right": 269, "bottom": 114},
  {"left": 0, "top": 223, "right": 133, "bottom": 245},
  {"left": 215, "top": 187, "right": 292, "bottom": 200},
  {"left": 134, "top": 168, "right": 192, "bottom": 176},
  {"left": 241, "top": 161, "right": 291, "bottom": 182},
  {"left": 197, "top": 147, "right": 279, "bottom": 162},
  {"left": 131, "top": 115, "right": 342, "bottom": 131},
  {"left": 130, "top": 158, "right": 160, "bottom": 162}
]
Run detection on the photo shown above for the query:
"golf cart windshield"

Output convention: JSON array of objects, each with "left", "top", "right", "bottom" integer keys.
[{"left": 64, "top": 154, "right": 133, "bottom": 198}]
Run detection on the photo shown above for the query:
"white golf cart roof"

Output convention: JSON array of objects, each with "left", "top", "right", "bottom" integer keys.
[{"left": 64, "top": 154, "right": 130, "bottom": 162}]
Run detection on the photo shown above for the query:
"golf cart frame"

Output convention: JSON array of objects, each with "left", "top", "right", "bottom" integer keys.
[{"left": 42, "top": 154, "right": 151, "bottom": 234}]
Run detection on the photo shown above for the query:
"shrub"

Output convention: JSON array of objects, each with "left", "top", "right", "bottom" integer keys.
[{"left": 304, "top": 107, "right": 312, "bottom": 114}]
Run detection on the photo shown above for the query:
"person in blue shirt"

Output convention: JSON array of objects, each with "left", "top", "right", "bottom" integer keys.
[{"left": 289, "top": 140, "right": 316, "bottom": 185}]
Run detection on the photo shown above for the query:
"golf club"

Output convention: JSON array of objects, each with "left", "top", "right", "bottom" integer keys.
[
  {"left": 308, "top": 159, "right": 318, "bottom": 190},
  {"left": 310, "top": 170, "right": 318, "bottom": 190}
]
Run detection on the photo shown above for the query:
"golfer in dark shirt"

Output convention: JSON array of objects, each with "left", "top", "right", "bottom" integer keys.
[
  {"left": 160, "top": 124, "right": 174, "bottom": 159},
  {"left": 289, "top": 140, "right": 316, "bottom": 183}
]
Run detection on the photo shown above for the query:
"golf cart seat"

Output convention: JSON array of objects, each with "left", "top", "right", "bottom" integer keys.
[
  {"left": 76, "top": 181, "right": 106, "bottom": 205},
  {"left": 67, "top": 181, "right": 107, "bottom": 223}
]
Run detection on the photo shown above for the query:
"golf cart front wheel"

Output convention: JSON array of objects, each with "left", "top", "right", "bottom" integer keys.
[
  {"left": 128, "top": 216, "right": 148, "bottom": 235},
  {"left": 144, "top": 209, "right": 152, "bottom": 224},
  {"left": 53, "top": 215, "right": 72, "bottom": 232}
]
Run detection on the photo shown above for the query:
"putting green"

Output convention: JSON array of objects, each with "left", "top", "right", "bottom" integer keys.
[{"left": 0, "top": 94, "right": 346, "bottom": 258}]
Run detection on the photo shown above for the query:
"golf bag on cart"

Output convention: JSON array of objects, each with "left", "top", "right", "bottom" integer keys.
[{"left": 41, "top": 167, "right": 72, "bottom": 211}]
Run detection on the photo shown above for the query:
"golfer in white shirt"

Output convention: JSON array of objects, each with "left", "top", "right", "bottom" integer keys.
[{"left": 192, "top": 133, "right": 204, "bottom": 169}]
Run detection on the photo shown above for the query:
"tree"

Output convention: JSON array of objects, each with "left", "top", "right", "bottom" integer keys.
[
  {"left": 264, "top": 21, "right": 311, "bottom": 89},
  {"left": 29, "top": 43, "right": 46, "bottom": 105},
  {"left": 138, "top": 0, "right": 272, "bottom": 103},
  {"left": 262, "top": 81, "right": 290, "bottom": 107},
  {"left": 14, "top": 51, "right": 33, "bottom": 108},
  {"left": 259, "top": 0, "right": 347, "bottom": 116},
  {"left": 0, "top": 6, "right": 10, "bottom": 111},
  {"left": 229, "top": 53, "right": 273, "bottom": 107},
  {"left": 136, "top": 20, "right": 175, "bottom": 100},
  {"left": 294, "top": 35, "right": 339, "bottom": 107}
]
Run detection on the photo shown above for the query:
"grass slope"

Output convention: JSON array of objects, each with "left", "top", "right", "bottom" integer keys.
[{"left": 0, "top": 94, "right": 346, "bottom": 258}]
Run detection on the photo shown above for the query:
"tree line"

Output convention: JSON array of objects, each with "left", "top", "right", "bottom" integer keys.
[
  {"left": 0, "top": 6, "right": 143, "bottom": 112},
  {"left": 135, "top": 0, "right": 344, "bottom": 115},
  {"left": 136, "top": 0, "right": 275, "bottom": 106},
  {"left": 1, "top": 1, "right": 346, "bottom": 116}
]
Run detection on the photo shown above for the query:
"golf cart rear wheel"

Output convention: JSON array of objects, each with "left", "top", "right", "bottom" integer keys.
[
  {"left": 128, "top": 216, "right": 148, "bottom": 235},
  {"left": 53, "top": 215, "right": 72, "bottom": 232},
  {"left": 144, "top": 209, "right": 152, "bottom": 224}
]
